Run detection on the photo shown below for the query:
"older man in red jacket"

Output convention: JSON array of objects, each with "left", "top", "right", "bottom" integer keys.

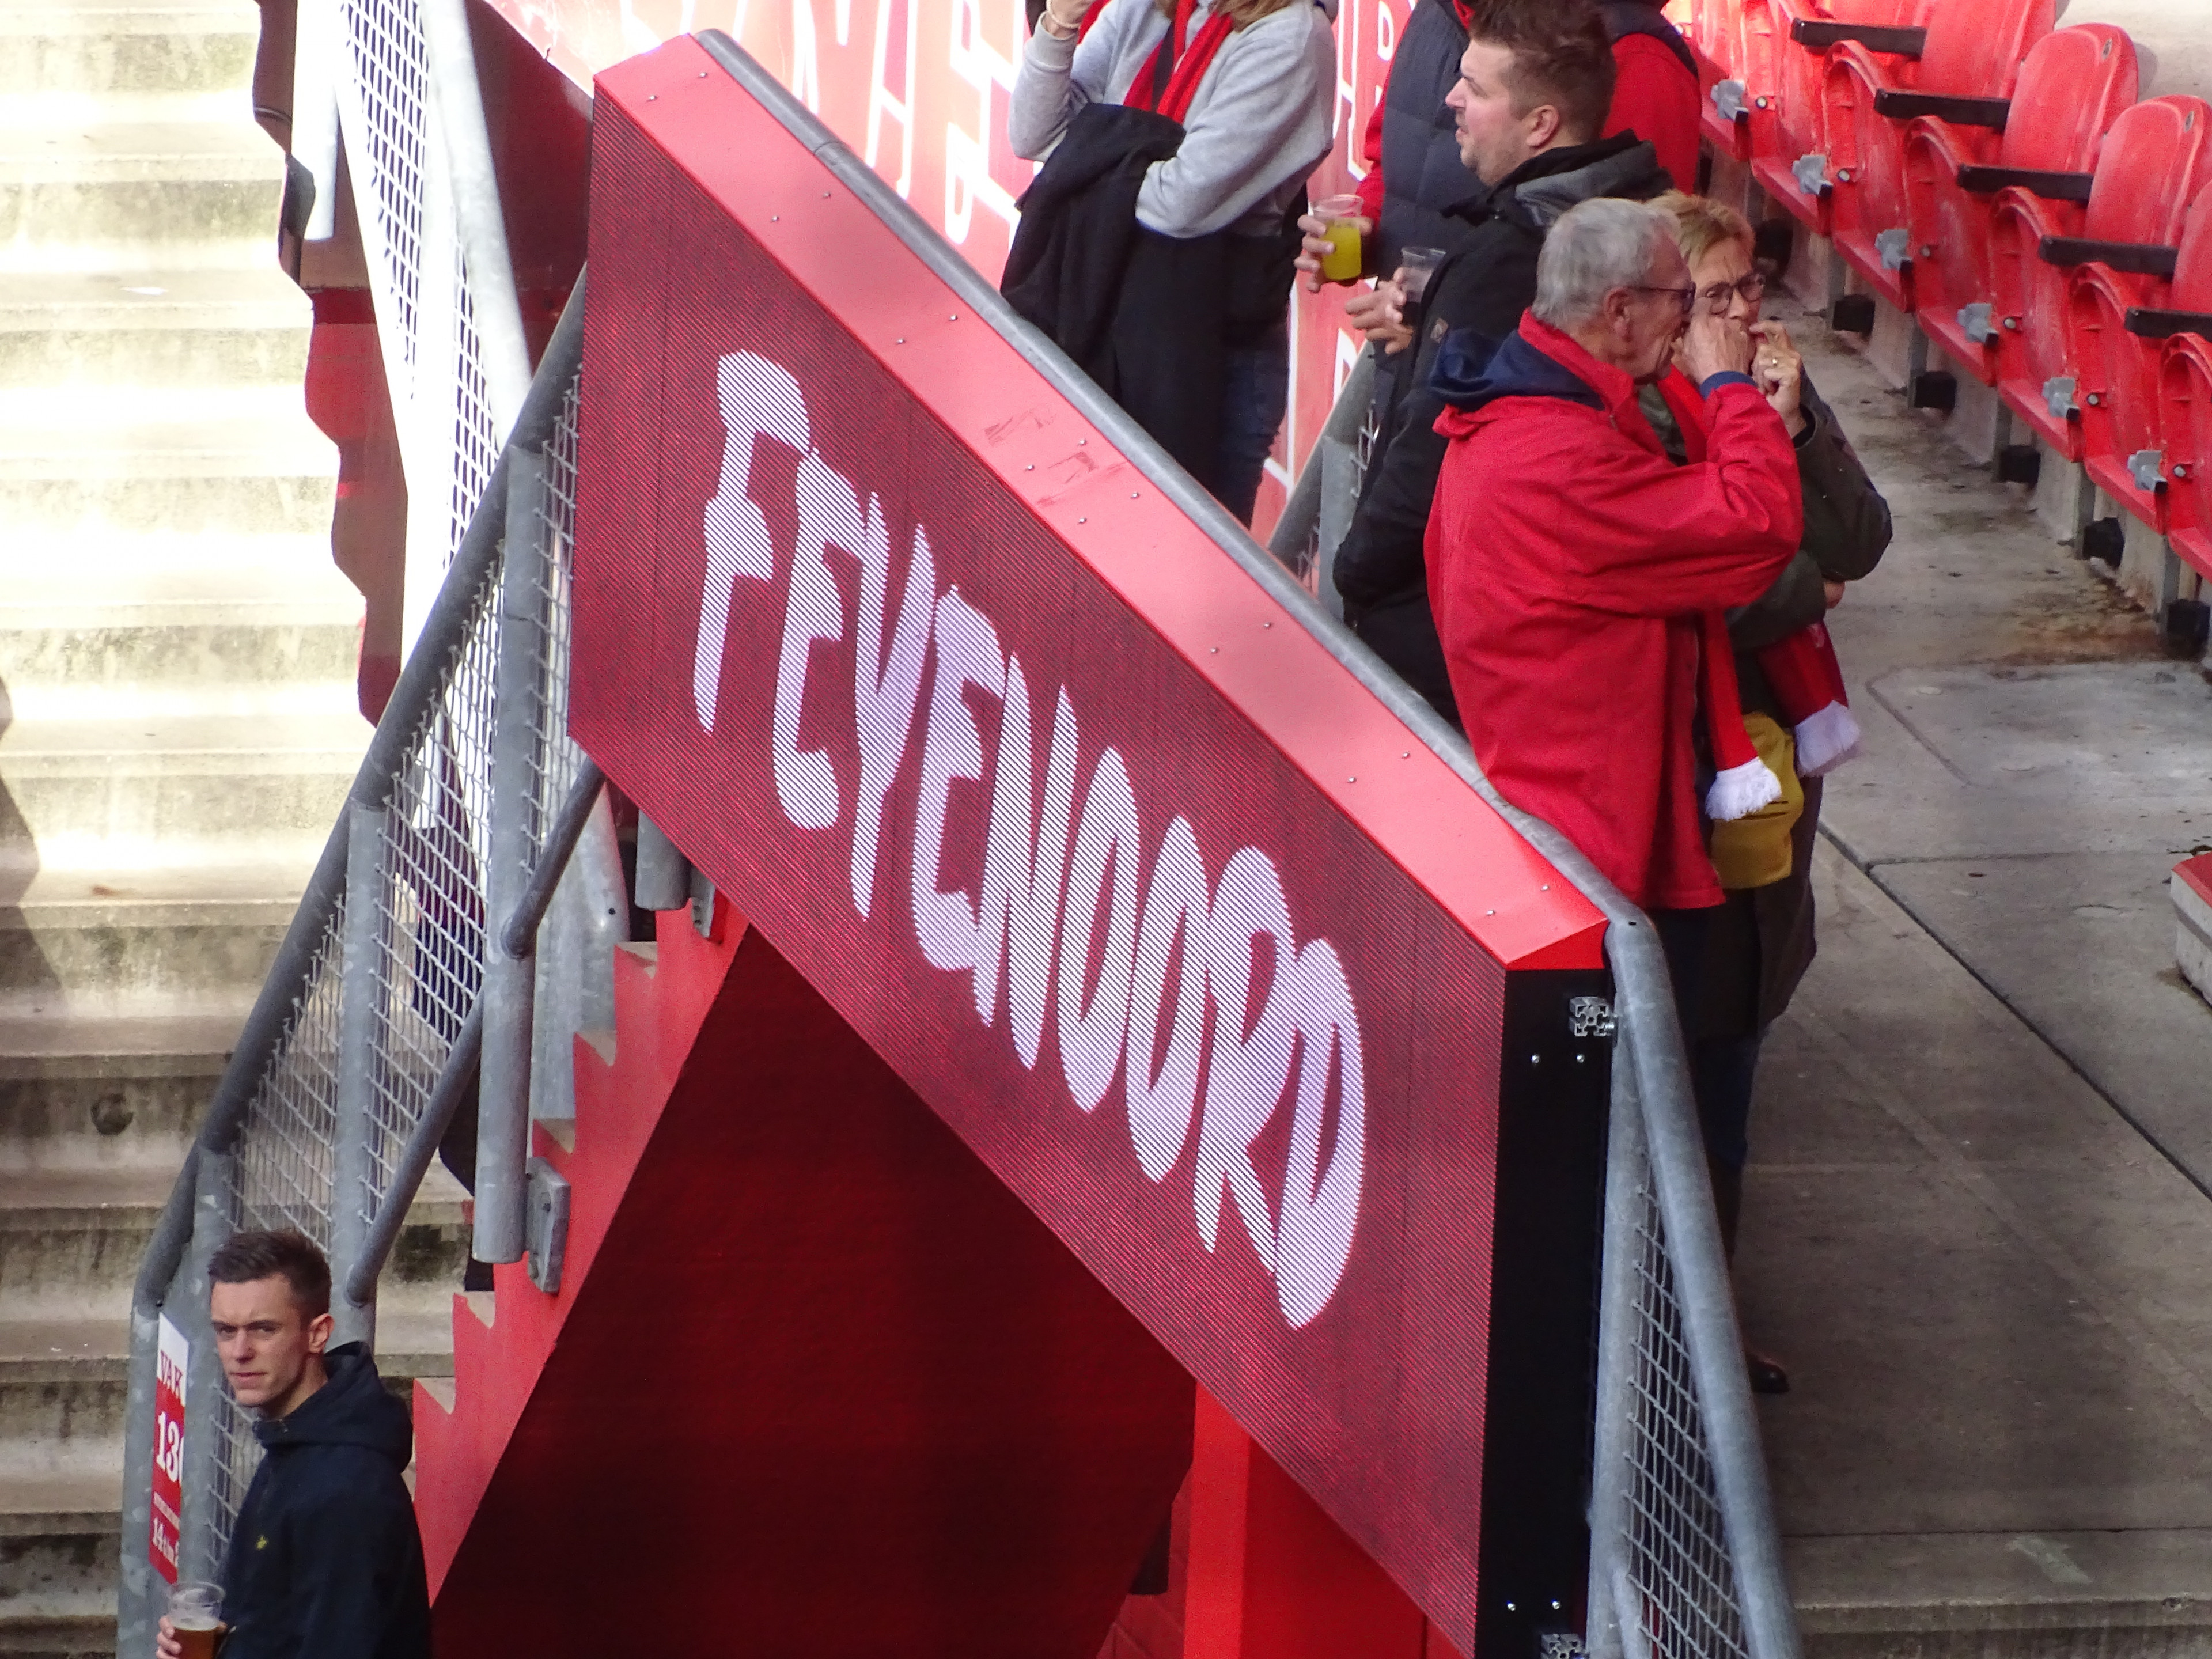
[{"left": 1426, "top": 197, "right": 1801, "bottom": 943}]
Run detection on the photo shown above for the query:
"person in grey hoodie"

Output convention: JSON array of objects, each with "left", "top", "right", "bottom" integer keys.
[
  {"left": 1332, "top": 0, "right": 1672, "bottom": 722},
  {"left": 1009, "top": 0, "right": 1335, "bottom": 521}
]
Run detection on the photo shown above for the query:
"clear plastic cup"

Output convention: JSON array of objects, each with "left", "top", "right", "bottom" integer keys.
[
  {"left": 168, "top": 1582, "right": 222, "bottom": 1659},
  {"left": 1396, "top": 245, "right": 1447, "bottom": 305},
  {"left": 1313, "top": 194, "right": 1365, "bottom": 283}
]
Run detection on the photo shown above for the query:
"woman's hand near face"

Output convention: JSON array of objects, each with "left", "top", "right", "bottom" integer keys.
[{"left": 1750, "top": 320, "right": 1805, "bottom": 435}]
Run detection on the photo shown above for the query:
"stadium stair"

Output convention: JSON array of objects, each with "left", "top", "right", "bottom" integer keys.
[{"left": 0, "top": 2, "right": 457, "bottom": 1651}]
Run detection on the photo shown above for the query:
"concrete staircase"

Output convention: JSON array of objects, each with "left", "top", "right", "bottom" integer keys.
[{"left": 0, "top": 2, "right": 453, "bottom": 1652}]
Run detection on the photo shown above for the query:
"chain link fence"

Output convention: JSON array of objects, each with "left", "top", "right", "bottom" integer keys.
[
  {"left": 1264, "top": 354, "right": 1801, "bottom": 1659},
  {"left": 117, "top": 295, "right": 597, "bottom": 1655}
]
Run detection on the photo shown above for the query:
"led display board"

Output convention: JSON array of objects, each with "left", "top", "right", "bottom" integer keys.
[{"left": 569, "top": 37, "right": 1611, "bottom": 1652}]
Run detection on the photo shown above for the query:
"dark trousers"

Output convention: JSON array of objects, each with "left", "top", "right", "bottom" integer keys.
[{"left": 1650, "top": 906, "right": 1760, "bottom": 1257}]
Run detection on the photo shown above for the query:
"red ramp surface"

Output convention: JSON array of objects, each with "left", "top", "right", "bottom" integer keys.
[{"left": 441, "top": 32, "right": 1619, "bottom": 1654}]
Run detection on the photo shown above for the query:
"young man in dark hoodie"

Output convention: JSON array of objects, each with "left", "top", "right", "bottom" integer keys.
[
  {"left": 156, "top": 1229, "right": 431, "bottom": 1659},
  {"left": 1331, "top": 0, "right": 1673, "bottom": 725}
]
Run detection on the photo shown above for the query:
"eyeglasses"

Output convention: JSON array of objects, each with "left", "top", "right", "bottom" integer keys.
[
  {"left": 1628, "top": 284, "right": 1698, "bottom": 316},
  {"left": 1697, "top": 273, "right": 1768, "bottom": 314}
]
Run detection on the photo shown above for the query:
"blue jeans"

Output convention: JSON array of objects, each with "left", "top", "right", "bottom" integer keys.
[{"left": 1215, "top": 329, "right": 1289, "bottom": 526}]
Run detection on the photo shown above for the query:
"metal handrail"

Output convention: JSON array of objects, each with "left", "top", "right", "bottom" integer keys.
[
  {"left": 116, "top": 281, "right": 594, "bottom": 1654},
  {"left": 694, "top": 35, "right": 1797, "bottom": 1654}
]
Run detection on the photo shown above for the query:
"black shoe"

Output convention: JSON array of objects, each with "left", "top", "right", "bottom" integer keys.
[
  {"left": 1747, "top": 1351, "right": 1791, "bottom": 1395},
  {"left": 463, "top": 1256, "right": 495, "bottom": 1293}
]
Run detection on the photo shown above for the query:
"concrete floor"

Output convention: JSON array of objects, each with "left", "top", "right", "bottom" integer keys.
[{"left": 1743, "top": 312, "right": 2212, "bottom": 1652}]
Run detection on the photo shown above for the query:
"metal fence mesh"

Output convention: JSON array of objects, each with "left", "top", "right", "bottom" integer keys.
[
  {"left": 1620, "top": 1174, "right": 1751, "bottom": 1659},
  {"left": 525, "top": 384, "right": 586, "bottom": 857},
  {"left": 449, "top": 274, "right": 503, "bottom": 563},
  {"left": 171, "top": 376, "right": 585, "bottom": 1566},
  {"left": 225, "top": 923, "right": 347, "bottom": 1249},
  {"left": 342, "top": 0, "right": 430, "bottom": 370},
  {"left": 366, "top": 565, "right": 502, "bottom": 1199}
]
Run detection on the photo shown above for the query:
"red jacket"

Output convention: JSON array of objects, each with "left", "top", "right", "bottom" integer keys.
[
  {"left": 1425, "top": 314, "right": 1802, "bottom": 911},
  {"left": 1605, "top": 33, "right": 1700, "bottom": 194}
]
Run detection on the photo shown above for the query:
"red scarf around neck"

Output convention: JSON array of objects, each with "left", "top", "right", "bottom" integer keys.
[{"left": 1120, "top": 0, "right": 1236, "bottom": 124}]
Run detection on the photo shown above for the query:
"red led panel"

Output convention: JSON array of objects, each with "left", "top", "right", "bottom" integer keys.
[{"left": 570, "top": 37, "right": 1606, "bottom": 1648}]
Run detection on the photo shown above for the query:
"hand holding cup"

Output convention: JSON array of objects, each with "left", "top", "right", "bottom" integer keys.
[{"left": 1296, "top": 196, "right": 1368, "bottom": 291}]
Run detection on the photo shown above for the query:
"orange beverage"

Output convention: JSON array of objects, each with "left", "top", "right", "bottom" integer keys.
[
  {"left": 1314, "top": 194, "right": 1365, "bottom": 282},
  {"left": 169, "top": 1582, "right": 222, "bottom": 1659}
]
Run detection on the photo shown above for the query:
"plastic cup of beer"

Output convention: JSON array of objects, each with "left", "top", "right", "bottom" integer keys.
[
  {"left": 168, "top": 1581, "right": 222, "bottom": 1659},
  {"left": 1396, "top": 245, "right": 1446, "bottom": 305},
  {"left": 1313, "top": 194, "right": 1366, "bottom": 282}
]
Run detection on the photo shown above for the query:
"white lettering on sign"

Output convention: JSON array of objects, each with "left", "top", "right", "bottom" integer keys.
[
  {"left": 149, "top": 1314, "right": 188, "bottom": 1582},
  {"left": 694, "top": 350, "right": 1366, "bottom": 1328}
]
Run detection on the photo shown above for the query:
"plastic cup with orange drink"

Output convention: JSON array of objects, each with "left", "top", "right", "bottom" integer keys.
[{"left": 1312, "top": 194, "right": 1366, "bottom": 282}]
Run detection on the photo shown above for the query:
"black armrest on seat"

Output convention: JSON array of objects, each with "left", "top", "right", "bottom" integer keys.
[
  {"left": 2123, "top": 306, "right": 2212, "bottom": 339},
  {"left": 1956, "top": 165, "right": 2092, "bottom": 202},
  {"left": 1789, "top": 19, "right": 1925, "bottom": 52},
  {"left": 2039, "top": 237, "right": 2180, "bottom": 277},
  {"left": 1872, "top": 89, "right": 2009, "bottom": 125}
]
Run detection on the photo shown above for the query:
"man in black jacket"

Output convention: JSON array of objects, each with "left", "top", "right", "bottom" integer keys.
[
  {"left": 1333, "top": 0, "right": 1672, "bottom": 724},
  {"left": 156, "top": 1229, "right": 431, "bottom": 1659}
]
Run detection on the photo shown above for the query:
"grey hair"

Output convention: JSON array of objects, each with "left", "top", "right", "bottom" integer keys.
[{"left": 1530, "top": 198, "right": 1681, "bottom": 329}]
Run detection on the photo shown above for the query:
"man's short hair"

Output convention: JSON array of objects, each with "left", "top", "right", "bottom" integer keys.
[
  {"left": 208, "top": 1229, "right": 332, "bottom": 1320},
  {"left": 1531, "top": 198, "right": 1682, "bottom": 328},
  {"left": 1468, "top": 0, "right": 1617, "bottom": 145}
]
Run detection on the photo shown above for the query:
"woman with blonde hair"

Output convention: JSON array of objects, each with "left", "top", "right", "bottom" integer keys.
[
  {"left": 1005, "top": 0, "right": 1335, "bottom": 522},
  {"left": 1646, "top": 189, "right": 1892, "bottom": 1391}
]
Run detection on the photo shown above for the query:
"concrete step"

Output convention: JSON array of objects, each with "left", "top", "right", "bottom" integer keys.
[
  {"left": 0, "top": 531, "right": 361, "bottom": 633},
  {"left": 0, "top": 1166, "right": 471, "bottom": 1319},
  {"left": 0, "top": 1036, "right": 230, "bottom": 1175},
  {"left": 0, "top": 268, "right": 309, "bottom": 391},
  {"left": 0, "top": 1310, "right": 456, "bottom": 1470},
  {"left": 0, "top": 877, "right": 298, "bottom": 1006},
  {"left": 0, "top": 1471, "right": 118, "bottom": 1659},
  {"left": 1795, "top": 1531, "right": 2212, "bottom": 1659},
  {"left": 0, "top": 0, "right": 257, "bottom": 100},
  {"left": 0, "top": 619, "right": 360, "bottom": 703},
  {"left": 0, "top": 709, "right": 364, "bottom": 859},
  {"left": 0, "top": 1166, "right": 172, "bottom": 1320},
  {"left": 0, "top": 395, "right": 335, "bottom": 535},
  {"left": 0, "top": 117, "right": 282, "bottom": 272}
]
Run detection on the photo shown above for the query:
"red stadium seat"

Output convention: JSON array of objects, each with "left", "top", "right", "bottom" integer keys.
[
  {"left": 2160, "top": 335, "right": 2212, "bottom": 578},
  {"left": 1990, "top": 96, "right": 2212, "bottom": 460},
  {"left": 1820, "top": 0, "right": 2055, "bottom": 312},
  {"left": 1748, "top": 0, "right": 1925, "bottom": 237},
  {"left": 1695, "top": 0, "right": 1755, "bottom": 162},
  {"left": 1904, "top": 25, "right": 2137, "bottom": 386},
  {"left": 2073, "top": 191, "right": 2212, "bottom": 531}
]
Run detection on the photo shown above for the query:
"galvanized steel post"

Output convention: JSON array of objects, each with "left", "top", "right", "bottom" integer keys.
[
  {"left": 176, "top": 1147, "right": 234, "bottom": 1585},
  {"left": 476, "top": 449, "right": 547, "bottom": 1262},
  {"left": 415, "top": 0, "right": 533, "bottom": 438},
  {"left": 1584, "top": 1028, "right": 1646, "bottom": 1659},
  {"left": 634, "top": 813, "right": 692, "bottom": 911},
  {"left": 116, "top": 1146, "right": 197, "bottom": 1654},
  {"left": 329, "top": 804, "right": 387, "bottom": 1352}
]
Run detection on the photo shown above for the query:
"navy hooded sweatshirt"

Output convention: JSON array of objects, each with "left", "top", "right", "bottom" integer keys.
[{"left": 219, "top": 1343, "right": 431, "bottom": 1659}]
